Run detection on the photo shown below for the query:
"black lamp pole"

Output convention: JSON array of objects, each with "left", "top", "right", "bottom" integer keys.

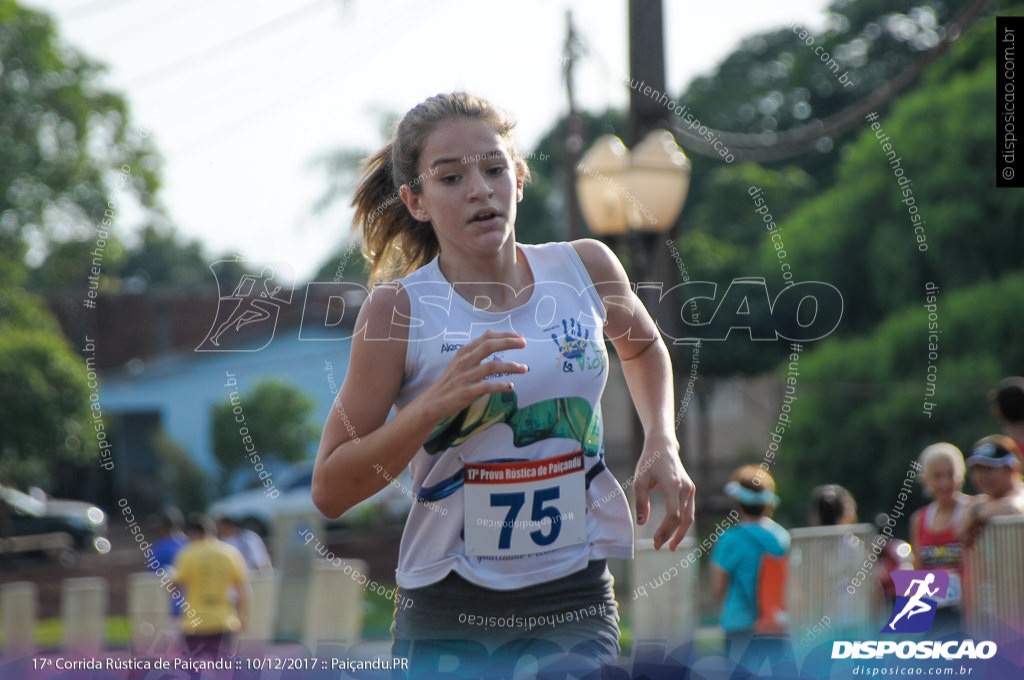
[{"left": 627, "top": 0, "right": 669, "bottom": 147}]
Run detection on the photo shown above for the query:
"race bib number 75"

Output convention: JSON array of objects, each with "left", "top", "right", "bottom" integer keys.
[{"left": 463, "top": 451, "right": 587, "bottom": 557}]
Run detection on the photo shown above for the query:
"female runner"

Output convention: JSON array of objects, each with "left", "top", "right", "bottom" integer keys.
[{"left": 312, "top": 92, "right": 694, "bottom": 674}]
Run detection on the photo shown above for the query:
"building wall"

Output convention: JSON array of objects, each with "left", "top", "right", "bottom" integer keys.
[{"left": 98, "top": 329, "right": 352, "bottom": 510}]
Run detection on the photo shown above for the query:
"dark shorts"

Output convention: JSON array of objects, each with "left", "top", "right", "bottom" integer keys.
[
  {"left": 182, "top": 631, "right": 233, "bottom": 661},
  {"left": 392, "top": 560, "right": 620, "bottom": 677}
]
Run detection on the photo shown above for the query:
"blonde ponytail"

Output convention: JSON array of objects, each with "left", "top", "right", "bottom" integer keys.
[{"left": 352, "top": 143, "right": 439, "bottom": 286}]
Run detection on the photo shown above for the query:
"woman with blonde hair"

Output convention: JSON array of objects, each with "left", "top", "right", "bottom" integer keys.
[{"left": 909, "top": 442, "right": 970, "bottom": 632}]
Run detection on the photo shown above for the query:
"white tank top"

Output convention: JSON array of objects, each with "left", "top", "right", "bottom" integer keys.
[{"left": 392, "top": 242, "right": 634, "bottom": 590}]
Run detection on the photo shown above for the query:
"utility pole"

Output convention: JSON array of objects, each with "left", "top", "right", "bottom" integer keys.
[
  {"left": 562, "top": 10, "right": 586, "bottom": 242},
  {"left": 625, "top": 0, "right": 707, "bottom": 519}
]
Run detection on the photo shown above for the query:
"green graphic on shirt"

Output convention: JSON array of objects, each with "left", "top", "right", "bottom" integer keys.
[{"left": 423, "top": 392, "right": 601, "bottom": 457}]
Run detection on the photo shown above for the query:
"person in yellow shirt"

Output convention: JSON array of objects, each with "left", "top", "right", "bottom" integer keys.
[{"left": 173, "top": 513, "right": 250, "bottom": 660}]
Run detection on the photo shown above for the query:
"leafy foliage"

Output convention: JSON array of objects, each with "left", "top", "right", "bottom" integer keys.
[
  {"left": 765, "top": 15, "right": 1021, "bottom": 336},
  {"left": 0, "top": 289, "right": 94, "bottom": 487},
  {"left": 210, "top": 380, "right": 318, "bottom": 492},
  {"left": 777, "top": 272, "right": 1024, "bottom": 523},
  {"left": 153, "top": 431, "right": 208, "bottom": 515},
  {"left": 771, "top": 12, "right": 1024, "bottom": 519},
  {"left": 0, "top": 0, "right": 160, "bottom": 260}
]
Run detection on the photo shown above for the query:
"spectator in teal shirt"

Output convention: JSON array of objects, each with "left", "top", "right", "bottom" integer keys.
[{"left": 711, "top": 465, "right": 791, "bottom": 675}]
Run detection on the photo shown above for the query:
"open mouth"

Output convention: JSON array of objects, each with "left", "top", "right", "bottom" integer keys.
[{"left": 471, "top": 210, "right": 498, "bottom": 223}]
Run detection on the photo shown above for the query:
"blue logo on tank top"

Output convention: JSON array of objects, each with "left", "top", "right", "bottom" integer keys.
[{"left": 548, "top": 319, "right": 604, "bottom": 374}]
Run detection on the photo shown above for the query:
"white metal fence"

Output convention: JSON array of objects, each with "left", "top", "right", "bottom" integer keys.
[
  {"left": 962, "top": 514, "right": 1024, "bottom": 643},
  {"left": 786, "top": 524, "right": 882, "bottom": 641}
]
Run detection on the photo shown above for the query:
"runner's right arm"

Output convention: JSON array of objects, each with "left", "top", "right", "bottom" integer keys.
[{"left": 311, "top": 284, "right": 527, "bottom": 519}]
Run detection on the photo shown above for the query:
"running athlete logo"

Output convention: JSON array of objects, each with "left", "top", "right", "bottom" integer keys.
[
  {"left": 882, "top": 570, "right": 949, "bottom": 634},
  {"left": 197, "top": 262, "right": 294, "bottom": 352}
]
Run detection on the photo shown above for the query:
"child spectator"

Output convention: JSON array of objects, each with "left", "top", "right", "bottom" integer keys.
[
  {"left": 805, "top": 485, "right": 868, "bottom": 633},
  {"left": 809, "top": 484, "right": 857, "bottom": 527},
  {"left": 711, "top": 465, "right": 791, "bottom": 673},
  {"left": 958, "top": 436, "right": 1024, "bottom": 549}
]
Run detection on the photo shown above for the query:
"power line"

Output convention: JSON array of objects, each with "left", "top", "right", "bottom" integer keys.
[
  {"left": 137, "top": 12, "right": 326, "bottom": 126},
  {"left": 162, "top": 1, "right": 428, "bottom": 158},
  {"left": 669, "top": 0, "right": 991, "bottom": 163},
  {"left": 122, "top": 0, "right": 330, "bottom": 91}
]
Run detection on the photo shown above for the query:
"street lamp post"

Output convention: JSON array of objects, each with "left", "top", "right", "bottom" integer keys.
[
  {"left": 575, "top": 131, "right": 691, "bottom": 471},
  {"left": 576, "top": 130, "right": 691, "bottom": 276}
]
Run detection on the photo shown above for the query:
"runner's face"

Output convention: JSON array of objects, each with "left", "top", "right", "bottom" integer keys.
[
  {"left": 924, "top": 459, "right": 957, "bottom": 501},
  {"left": 402, "top": 118, "right": 524, "bottom": 259}
]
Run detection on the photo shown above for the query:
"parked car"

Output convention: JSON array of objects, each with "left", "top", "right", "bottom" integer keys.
[
  {"left": 208, "top": 461, "right": 412, "bottom": 537},
  {"left": 0, "top": 486, "right": 111, "bottom": 566}
]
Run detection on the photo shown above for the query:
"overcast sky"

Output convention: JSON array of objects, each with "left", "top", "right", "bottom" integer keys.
[{"left": 27, "top": 0, "right": 831, "bottom": 282}]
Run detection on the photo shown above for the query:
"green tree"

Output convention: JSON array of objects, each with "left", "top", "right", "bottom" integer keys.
[
  {"left": 676, "top": 0, "right": 978, "bottom": 188},
  {"left": 0, "top": 1, "right": 167, "bottom": 491},
  {"left": 153, "top": 431, "right": 208, "bottom": 515},
  {"left": 0, "top": 289, "right": 94, "bottom": 487},
  {"left": 763, "top": 14, "right": 1023, "bottom": 336},
  {"left": 210, "top": 380, "right": 318, "bottom": 492},
  {"left": 311, "top": 244, "right": 370, "bottom": 284},
  {"left": 27, "top": 222, "right": 252, "bottom": 291},
  {"left": 777, "top": 271, "right": 1024, "bottom": 524},
  {"left": 668, "top": 162, "right": 818, "bottom": 376},
  {"left": 115, "top": 224, "right": 248, "bottom": 288},
  {"left": 0, "top": 0, "right": 160, "bottom": 262},
  {"left": 762, "top": 11, "right": 1023, "bottom": 521},
  {"left": 25, "top": 236, "right": 126, "bottom": 291}
]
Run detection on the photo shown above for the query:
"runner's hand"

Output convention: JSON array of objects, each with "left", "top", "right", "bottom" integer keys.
[
  {"left": 634, "top": 441, "right": 695, "bottom": 551},
  {"left": 417, "top": 330, "right": 528, "bottom": 421}
]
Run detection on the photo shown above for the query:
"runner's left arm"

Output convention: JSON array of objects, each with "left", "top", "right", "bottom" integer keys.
[{"left": 572, "top": 238, "right": 695, "bottom": 551}]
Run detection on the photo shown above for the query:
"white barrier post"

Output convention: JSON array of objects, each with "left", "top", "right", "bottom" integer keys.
[
  {"left": 127, "top": 572, "right": 176, "bottom": 656},
  {"left": 786, "top": 523, "right": 880, "bottom": 647},
  {"left": 963, "top": 515, "right": 1024, "bottom": 643},
  {"left": 272, "top": 512, "right": 324, "bottom": 641},
  {"left": 2, "top": 581, "right": 38, "bottom": 657},
  {"left": 631, "top": 536, "right": 698, "bottom": 648},
  {"left": 243, "top": 570, "right": 280, "bottom": 641},
  {"left": 302, "top": 558, "right": 367, "bottom": 650},
  {"left": 61, "top": 577, "right": 108, "bottom": 654}
]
